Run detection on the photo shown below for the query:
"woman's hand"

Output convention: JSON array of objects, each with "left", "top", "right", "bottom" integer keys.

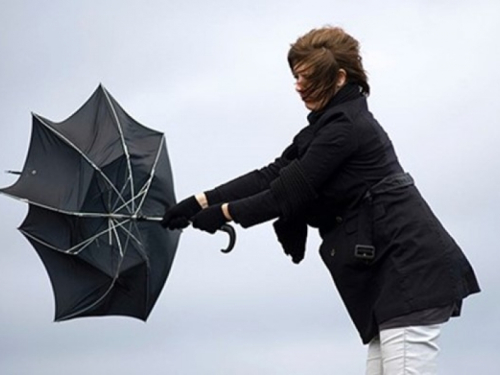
[
  {"left": 161, "top": 195, "right": 203, "bottom": 229},
  {"left": 192, "top": 203, "right": 231, "bottom": 234}
]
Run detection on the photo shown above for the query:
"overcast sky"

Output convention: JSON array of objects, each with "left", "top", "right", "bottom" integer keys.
[{"left": 1, "top": 1, "right": 499, "bottom": 374}]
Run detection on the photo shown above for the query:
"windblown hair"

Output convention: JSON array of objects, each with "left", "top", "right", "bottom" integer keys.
[{"left": 288, "top": 26, "right": 370, "bottom": 104}]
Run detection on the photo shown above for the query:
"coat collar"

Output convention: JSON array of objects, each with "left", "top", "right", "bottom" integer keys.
[{"left": 307, "top": 82, "right": 364, "bottom": 125}]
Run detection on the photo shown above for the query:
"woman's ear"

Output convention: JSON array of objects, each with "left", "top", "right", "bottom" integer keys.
[{"left": 336, "top": 69, "right": 347, "bottom": 88}]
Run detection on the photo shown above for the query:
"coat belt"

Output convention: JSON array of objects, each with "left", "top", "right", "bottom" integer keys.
[{"left": 355, "top": 173, "right": 414, "bottom": 262}]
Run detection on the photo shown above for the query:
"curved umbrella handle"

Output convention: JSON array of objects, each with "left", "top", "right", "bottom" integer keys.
[{"left": 219, "top": 224, "right": 236, "bottom": 253}]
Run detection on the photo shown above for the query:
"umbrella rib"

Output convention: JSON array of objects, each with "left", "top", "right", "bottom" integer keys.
[
  {"left": 22, "top": 222, "right": 126, "bottom": 320},
  {"left": 98, "top": 217, "right": 150, "bottom": 319},
  {"left": 112, "top": 191, "right": 143, "bottom": 216},
  {"left": 107, "top": 133, "right": 164, "bottom": 216},
  {"left": 60, "top": 281, "right": 118, "bottom": 321},
  {"left": 111, "top": 174, "right": 131, "bottom": 210},
  {"left": 118, "top": 222, "right": 144, "bottom": 248},
  {"left": 33, "top": 114, "right": 131, "bottom": 213},
  {"left": 117, "top": 221, "right": 151, "bottom": 315},
  {"left": 58, "top": 249, "right": 124, "bottom": 321},
  {"left": 116, "top": 175, "right": 133, "bottom": 208},
  {"left": 74, "top": 218, "right": 132, "bottom": 255},
  {"left": 109, "top": 218, "right": 124, "bottom": 257},
  {"left": 10, "top": 195, "right": 129, "bottom": 219},
  {"left": 20, "top": 229, "right": 95, "bottom": 254},
  {"left": 0, "top": 192, "right": 163, "bottom": 221},
  {"left": 101, "top": 87, "right": 136, "bottom": 212},
  {"left": 19, "top": 219, "right": 134, "bottom": 254},
  {"left": 134, "top": 135, "right": 166, "bottom": 214}
]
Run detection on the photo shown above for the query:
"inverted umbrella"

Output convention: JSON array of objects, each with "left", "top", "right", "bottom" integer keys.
[{"left": 1, "top": 85, "right": 234, "bottom": 321}]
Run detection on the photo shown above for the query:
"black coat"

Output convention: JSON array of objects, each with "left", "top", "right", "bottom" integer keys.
[{"left": 205, "top": 84, "right": 480, "bottom": 344}]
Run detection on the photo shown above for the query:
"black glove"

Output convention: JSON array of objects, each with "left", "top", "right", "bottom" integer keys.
[
  {"left": 161, "top": 196, "right": 202, "bottom": 229},
  {"left": 191, "top": 204, "right": 228, "bottom": 234}
]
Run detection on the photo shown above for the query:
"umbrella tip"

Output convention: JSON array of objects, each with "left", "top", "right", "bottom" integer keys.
[
  {"left": 98, "top": 83, "right": 110, "bottom": 96},
  {"left": 31, "top": 112, "right": 42, "bottom": 120}
]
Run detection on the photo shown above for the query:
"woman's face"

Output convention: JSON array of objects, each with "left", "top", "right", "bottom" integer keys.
[
  {"left": 293, "top": 63, "right": 347, "bottom": 111},
  {"left": 293, "top": 65, "right": 324, "bottom": 111}
]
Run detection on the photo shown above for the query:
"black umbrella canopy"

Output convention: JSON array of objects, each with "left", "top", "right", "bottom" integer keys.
[{"left": 1, "top": 85, "right": 180, "bottom": 321}]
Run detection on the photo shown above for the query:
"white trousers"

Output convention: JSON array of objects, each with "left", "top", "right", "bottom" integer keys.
[{"left": 365, "top": 325, "right": 441, "bottom": 375}]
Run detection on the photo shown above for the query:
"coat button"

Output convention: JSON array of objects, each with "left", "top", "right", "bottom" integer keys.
[
  {"left": 330, "top": 248, "right": 336, "bottom": 257},
  {"left": 335, "top": 216, "right": 343, "bottom": 224}
]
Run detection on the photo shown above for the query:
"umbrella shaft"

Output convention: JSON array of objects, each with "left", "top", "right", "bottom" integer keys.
[{"left": 75, "top": 213, "right": 162, "bottom": 222}]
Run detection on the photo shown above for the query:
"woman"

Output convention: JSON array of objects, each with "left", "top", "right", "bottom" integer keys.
[{"left": 162, "top": 26, "right": 480, "bottom": 374}]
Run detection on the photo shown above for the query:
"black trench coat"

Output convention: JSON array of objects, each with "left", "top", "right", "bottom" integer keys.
[{"left": 205, "top": 83, "right": 480, "bottom": 344}]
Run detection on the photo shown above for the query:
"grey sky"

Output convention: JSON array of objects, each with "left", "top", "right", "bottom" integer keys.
[{"left": 1, "top": 1, "right": 499, "bottom": 374}]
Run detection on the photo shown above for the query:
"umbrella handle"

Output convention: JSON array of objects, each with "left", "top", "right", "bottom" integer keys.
[{"left": 219, "top": 224, "right": 236, "bottom": 253}]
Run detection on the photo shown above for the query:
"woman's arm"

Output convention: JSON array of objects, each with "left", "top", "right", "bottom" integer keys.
[
  {"left": 222, "top": 120, "right": 358, "bottom": 227},
  {"left": 202, "top": 144, "right": 296, "bottom": 205}
]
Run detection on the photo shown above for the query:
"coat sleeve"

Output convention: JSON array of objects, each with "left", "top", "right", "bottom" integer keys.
[
  {"left": 204, "top": 144, "right": 296, "bottom": 205},
  {"left": 229, "top": 117, "right": 359, "bottom": 227},
  {"left": 229, "top": 160, "right": 317, "bottom": 228}
]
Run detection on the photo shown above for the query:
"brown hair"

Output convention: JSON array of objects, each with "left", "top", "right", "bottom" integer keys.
[{"left": 288, "top": 26, "right": 370, "bottom": 104}]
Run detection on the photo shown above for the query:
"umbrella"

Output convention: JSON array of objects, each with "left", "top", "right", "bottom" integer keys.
[{"left": 1, "top": 84, "right": 233, "bottom": 322}]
